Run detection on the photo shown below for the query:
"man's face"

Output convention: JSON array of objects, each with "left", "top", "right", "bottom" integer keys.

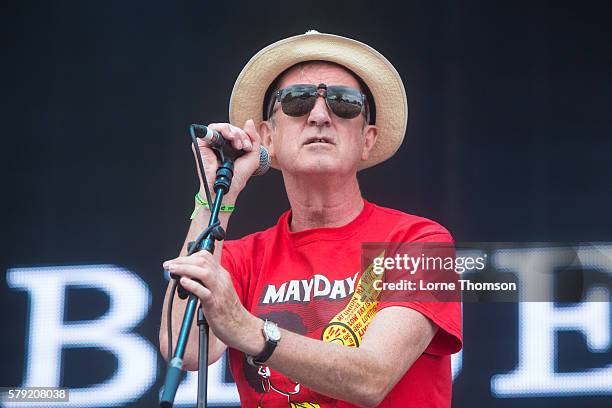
[{"left": 260, "top": 62, "right": 378, "bottom": 177}]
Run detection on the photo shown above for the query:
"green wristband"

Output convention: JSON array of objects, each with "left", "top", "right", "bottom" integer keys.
[{"left": 190, "top": 192, "right": 235, "bottom": 219}]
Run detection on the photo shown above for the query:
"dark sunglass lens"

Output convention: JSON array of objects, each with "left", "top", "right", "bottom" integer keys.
[
  {"left": 327, "top": 87, "right": 363, "bottom": 119},
  {"left": 280, "top": 86, "right": 317, "bottom": 117}
]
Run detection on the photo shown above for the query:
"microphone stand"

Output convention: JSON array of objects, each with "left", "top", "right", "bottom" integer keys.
[{"left": 160, "top": 154, "right": 236, "bottom": 408}]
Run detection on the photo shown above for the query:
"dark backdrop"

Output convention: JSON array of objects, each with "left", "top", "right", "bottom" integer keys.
[{"left": 1, "top": 1, "right": 611, "bottom": 407}]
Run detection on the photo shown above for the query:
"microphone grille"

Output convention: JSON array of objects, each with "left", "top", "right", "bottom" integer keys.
[{"left": 253, "top": 145, "right": 271, "bottom": 176}]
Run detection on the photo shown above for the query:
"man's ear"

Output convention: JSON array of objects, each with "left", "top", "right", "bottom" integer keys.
[
  {"left": 361, "top": 125, "right": 378, "bottom": 161},
  {"left": 259, "top": 120, "right": 275, "bottom": 158}
]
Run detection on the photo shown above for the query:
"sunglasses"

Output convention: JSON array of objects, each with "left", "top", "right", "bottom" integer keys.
[{"left": 267, "top": 83, "right": 369, "bottom": 122}]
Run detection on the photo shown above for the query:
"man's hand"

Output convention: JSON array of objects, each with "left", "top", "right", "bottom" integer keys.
[
  {"left": 196, "top": 119, "right": 262, "bottom": 202},
  {"left": 163, "top": 250, "right": 264, "bottom": 355}
]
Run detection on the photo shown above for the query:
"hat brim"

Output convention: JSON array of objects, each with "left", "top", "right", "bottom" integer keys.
[{"left": 229, "top": 32, "right": 408, "bottom": 170}]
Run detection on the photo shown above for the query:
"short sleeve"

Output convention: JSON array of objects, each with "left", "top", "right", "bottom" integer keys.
[
  {"left": 220, "top": 241, "right": 246, "bottom": 306},
  {"left": 377, "top": 300, "right": 462, "bottom": 355},
  {"left": 375, "top": 224, "right": 463, "bottom": 355}
]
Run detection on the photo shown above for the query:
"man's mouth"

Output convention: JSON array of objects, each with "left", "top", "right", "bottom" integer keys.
[{"left": 304, "top": 136, "right": 334, "bottom": 145}]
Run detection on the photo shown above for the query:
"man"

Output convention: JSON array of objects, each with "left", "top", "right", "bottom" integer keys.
[{"left": 160, "top": 31, "right": 462, "bottom": 407}]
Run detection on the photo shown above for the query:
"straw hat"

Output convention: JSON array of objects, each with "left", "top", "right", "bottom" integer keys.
[{"left": 229, "top": 30, "right": 408, "bottom": 170}]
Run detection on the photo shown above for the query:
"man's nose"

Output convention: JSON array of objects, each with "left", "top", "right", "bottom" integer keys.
[{"left": 307, "top": 96, "right": 331, "bottom": 127}]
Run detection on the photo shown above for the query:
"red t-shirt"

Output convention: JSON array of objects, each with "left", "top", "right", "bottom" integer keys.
[{"left": 221, "top": 200, "right": 462, "bottom": 407}]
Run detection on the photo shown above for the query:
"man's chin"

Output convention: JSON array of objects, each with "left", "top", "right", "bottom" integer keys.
[{"left": 288, "top": 159, "right": 353, "bottom": 176}]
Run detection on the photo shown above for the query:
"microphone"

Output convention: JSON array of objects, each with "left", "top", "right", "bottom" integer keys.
[{"left": 190, "top": 124, "right": 270, "bottom": 176}]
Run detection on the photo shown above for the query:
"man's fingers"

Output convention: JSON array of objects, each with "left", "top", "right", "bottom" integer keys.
[
  {"left": 209, "top": 123, "right": 248, "bottom": 150},
  {"left": 167, "top": 263, "right": 216, "bottom": 287},
  {"left": 242, "top": 136, "right": 253, "bottom": 151},
  {"left": 243, "top": 119, "right": 261, "bottom": 148},
  {"left": 192, "top": 249, "right": 214, "bottom": 259},
  {"left": 207, "top": 123, "right": 233, "bottom": 140},
  {"left": 208, "top": 123, "right": 241, "bottom": 149},
  {"left": 179, "top": 277, "right": 213, "bottom": 301},
  {"left": 228, "top": 124, "right": 244, "bottom": 150},
  {"left": 227, "top": 123, "right": 252, "bottom": 152},
  {"left": 207, "top": 122, "right": 255, "bottom": 152},
  {"left": 163, "top": 251, "right": 213, "bottom": 269},
  {"left": 231, "top": 125, "right": 252, "bottom": 152}
]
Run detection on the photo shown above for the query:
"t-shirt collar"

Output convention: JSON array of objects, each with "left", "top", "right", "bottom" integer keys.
[{"left": 279, "top": 199, "right": 374, "bottom": 247}]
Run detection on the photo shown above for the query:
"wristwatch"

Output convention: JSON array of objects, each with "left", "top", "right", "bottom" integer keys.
[{"left": 247, "top": 320, "right": 281, "bottom": 366}]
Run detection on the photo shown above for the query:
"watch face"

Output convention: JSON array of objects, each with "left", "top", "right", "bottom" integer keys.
[{"left": 264, "top": 320, "right": 281, "bottom": 342}]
